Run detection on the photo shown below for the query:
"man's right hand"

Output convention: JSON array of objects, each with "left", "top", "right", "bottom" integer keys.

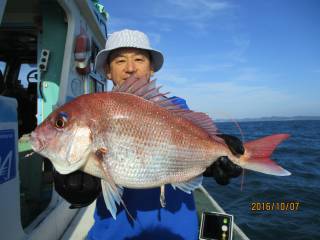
[
  {"left": 203, "top": 134, "right": 244, "bottom": 185},
  {"left": 53, "top": 170, "right": 101, "bottom": 209},
  {"left": 204, "top": 156, "right": 243, "bottom": 185}
]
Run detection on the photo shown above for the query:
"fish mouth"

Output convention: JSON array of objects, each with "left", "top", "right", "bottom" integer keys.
[{"left": 30, "top": 132, "right": 46, "bottom": 152}]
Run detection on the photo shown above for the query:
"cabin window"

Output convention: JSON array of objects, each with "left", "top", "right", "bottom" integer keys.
[
  {"left": 89, "top": 39, "right": 107, "bottom": 92},
  {"left": 0, "top": 61, "right": 6, "bottom": 73},
  {"left": 0, "top": 61, "right": 6, "bottom": 92},
  {"left": 91, "top": 40, "right": 100, "bottom": 73},
  {"left": 18, "top": 64, "right": 37, "bottom": 87}
]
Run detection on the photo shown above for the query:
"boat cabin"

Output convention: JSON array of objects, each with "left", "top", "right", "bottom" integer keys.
[{"left": 0, "top": 0, "right": 108, "bottom": 239}]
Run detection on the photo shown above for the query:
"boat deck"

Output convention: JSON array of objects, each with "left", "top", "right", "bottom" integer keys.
[
  {"left": 194, "top": 186, "right": 249, "bottom": 240},
  {"left": 60, "top": 186, "right": 250, "bottom": 240}
]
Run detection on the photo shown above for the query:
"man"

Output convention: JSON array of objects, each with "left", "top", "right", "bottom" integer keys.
[{"left": 54, "top": 29, "right": 243, "bottom": 240}]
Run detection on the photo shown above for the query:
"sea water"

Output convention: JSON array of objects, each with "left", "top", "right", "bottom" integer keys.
[{"left": 204, "top": 120, "right": 320, "bottom": 240}]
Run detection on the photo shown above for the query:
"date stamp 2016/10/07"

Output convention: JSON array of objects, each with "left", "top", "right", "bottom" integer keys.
[{"left": 250, "top": 201, "right": 300, "bottom": 211}]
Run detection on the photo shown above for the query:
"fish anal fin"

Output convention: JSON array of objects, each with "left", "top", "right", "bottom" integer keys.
[
  {"left": 160, "top": 185, "right": 166, "bottom": 208},
  {"left": 171, "top": 175, "right": 203, "bottom": 194}
]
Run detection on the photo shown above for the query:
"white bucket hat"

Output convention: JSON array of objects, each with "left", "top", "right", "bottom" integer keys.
[{"left": 95, "top": 29, "right": 164, "bottom": 77}]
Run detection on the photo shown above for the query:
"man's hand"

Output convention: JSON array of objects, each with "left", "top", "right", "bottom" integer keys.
[
  {"left": 218, "top": 134, "right": 244, "bottom": 156},
  {"left": 53, "top": 170, "right": 101, "bottom": 208},
  {"left": 203, "top": 134, "right": 244, "bottom": 185}
]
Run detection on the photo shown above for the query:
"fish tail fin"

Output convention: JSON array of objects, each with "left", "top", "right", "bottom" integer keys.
[{"left": 240, "top": 134, "right": 291, "bottom": 176}]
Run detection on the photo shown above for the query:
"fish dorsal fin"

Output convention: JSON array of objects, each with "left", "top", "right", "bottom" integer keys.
[
  {"left": 174, "top": 110, "right": 218, "bottom": 136},
  {"left": 113, "top": 76, "right": 168, "bottom": 101},
  {"left": 113, "top": 76, "right": 219, "bottom": 138}
]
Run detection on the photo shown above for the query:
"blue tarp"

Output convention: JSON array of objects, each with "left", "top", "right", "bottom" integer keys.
[{"left": 0, "top": 96, "right": 17, "bottom": 184}]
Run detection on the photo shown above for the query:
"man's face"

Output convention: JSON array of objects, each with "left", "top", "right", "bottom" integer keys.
[{"left": 106, "top": 48, "right": 154, "bottom": 86}]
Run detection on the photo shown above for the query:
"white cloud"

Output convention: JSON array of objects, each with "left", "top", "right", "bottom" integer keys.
[
  {"left": 184, "top": 63, "right": 234, "bottom": 73},
  {"left": 152, "top": 0, "right": 234, "bottom": 31},
  {"left": 233, "top": 67, "right": 259, "bottom": 81},
  {"left": 156, "top": 0, "right": 232, "bottom": 20},
  {"left": 174, "top": 82, "right": 293, "bottom": 118},
  {"left": 106, "top": 1, "right": 233, "bottom": 33},
  {"left": 225, "top": 35, "right": 250, "bottom": 63},
  {"left": 156, "top": 70, "right": 302, "bottom": 119},
  {"left": 157, "top": 71, "right": 193, "bottom": 87},
  {"left": 171, "top": 0, "right": 230, "bottom": 11}
]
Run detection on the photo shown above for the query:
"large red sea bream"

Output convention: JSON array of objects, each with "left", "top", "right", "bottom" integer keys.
[{"left": 30, "top": 76, "right": 290, "bottom": 218}]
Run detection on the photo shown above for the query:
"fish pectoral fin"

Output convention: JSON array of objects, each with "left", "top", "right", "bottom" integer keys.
[
  {"left": 101, "top": 179, "right": 124, "bottom": 219},
  {"left": 97, "top": 154, "right": 123, "bottom": 220},
  {"left": 160, "top": 185, "right": 166, "bottom": 208},
  {"left": 171, "top": 175, "right": 203, "bottom": 194},
  {"left": 98, "top": 160, "right": 135, "bottom": 221}
]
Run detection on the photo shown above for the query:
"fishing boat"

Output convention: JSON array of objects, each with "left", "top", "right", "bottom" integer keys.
[{"left": 0, "top": 0, "right": 249, "bottom": 239}]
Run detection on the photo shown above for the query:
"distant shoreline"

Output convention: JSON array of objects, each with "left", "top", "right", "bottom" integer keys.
[{"left": 215, "top": 116, "right": 320, "bottom": 123}]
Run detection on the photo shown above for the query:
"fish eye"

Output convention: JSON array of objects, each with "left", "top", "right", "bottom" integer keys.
[
  {"left": 55, "top": 112, "right": 68, "bottom": 129},
  {"left": 55, "top": 118, "right": 65, "bottom": 128}
]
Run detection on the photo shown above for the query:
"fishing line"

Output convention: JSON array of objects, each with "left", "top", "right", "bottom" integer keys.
[
  {"left": 212, "top": 110, "right": 245, "bottom": 143},
  {"left": 240, "top": 169, "right": 245, "bottom": 192}
]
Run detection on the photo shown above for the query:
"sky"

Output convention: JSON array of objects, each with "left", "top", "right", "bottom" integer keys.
[{"left": 100, "top": 0, "right": 320, "bottom": 119}]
